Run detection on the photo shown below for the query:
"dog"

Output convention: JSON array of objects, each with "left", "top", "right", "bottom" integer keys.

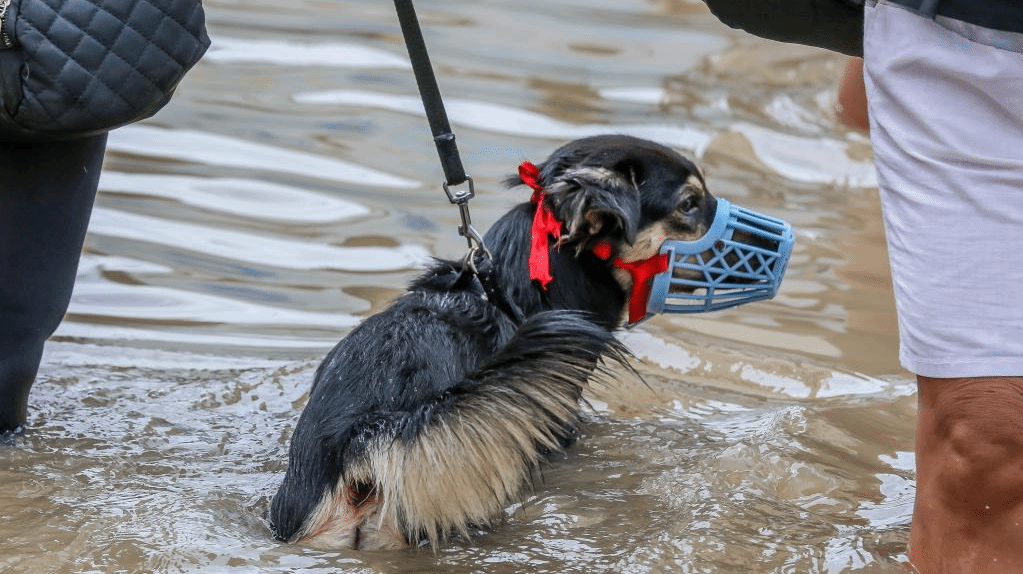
[{"left": 268, "top": 135, "right": 720, "bottom": 550}]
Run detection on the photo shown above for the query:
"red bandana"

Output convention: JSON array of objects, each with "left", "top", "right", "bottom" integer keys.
[{"left": 519, "top": 161, "right": 562, "bottom": 289}]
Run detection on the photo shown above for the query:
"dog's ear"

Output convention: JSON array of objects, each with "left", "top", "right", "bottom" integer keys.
[{"left": 543, "top": 159, "right": 642, "bottom": 249}]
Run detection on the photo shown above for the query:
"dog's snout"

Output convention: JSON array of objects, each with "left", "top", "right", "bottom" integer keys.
[
  {"left": 666, "top": 205, "right": 782, "bottom": 290},
  {"left": 732, "top": 227, "right": 779, "bottom": 252}
]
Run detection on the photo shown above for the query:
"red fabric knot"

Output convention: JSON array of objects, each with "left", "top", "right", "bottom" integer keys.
[
  {"left": 520, "top": 161, "right": 562, "bottom": 290},
  {"left": 614, "top": 253, "right": 670, "bottom": 324},
  {"left": 518, "top": 161, "right": 543, "bottom": 199}
]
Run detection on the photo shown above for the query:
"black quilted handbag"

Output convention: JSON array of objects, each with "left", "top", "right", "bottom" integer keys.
[{"left": 0, "top": 0, "right": 210, "bottom": 141}]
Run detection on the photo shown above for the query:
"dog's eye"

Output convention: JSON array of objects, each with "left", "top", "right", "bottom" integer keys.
[{"left": 680, "top": 195, "right": 698, "bottom": 214}]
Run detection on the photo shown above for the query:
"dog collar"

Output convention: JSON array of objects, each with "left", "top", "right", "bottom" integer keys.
[
  {"left": 592, "top": 242, "right": 670, "bottom": 325},
  {"left": 519, "top": 160, "right": 666, "bottom": 324}
]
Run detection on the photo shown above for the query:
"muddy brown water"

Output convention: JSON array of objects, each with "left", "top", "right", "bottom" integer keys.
[{"left": 1, "top": 1, "right": 914, "bottom": 572}]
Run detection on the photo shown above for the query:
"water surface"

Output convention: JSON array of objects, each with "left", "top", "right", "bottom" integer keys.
[{"left": 1, "top": 1, "right": 911, "bottom": 572}]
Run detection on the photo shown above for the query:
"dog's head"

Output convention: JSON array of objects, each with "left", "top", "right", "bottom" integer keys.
[
  {"left": 503, "top": 135, "right": 791, "bottom": 325},
  {"left": 505, "top": 135, "right": 721, "bottom": 321},
  {"left": 526, "top": 135, "right": 716, "bottom": 260}
]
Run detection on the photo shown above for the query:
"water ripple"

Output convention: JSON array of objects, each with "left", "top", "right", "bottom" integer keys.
[
  {"left": 205, "top": 36, "right": 410, "bottom": 69},
  {"left": 88, "top": 207, "right": 430, "bottom": 272},
  {"left": 67, "top": 281, "right": 359, "bottom": 328},
  {"left": 53, "top": 322, "right": 340, "bottom": 350},
  {"left": 293, "top": 89, "right": 714, "bottom": 154},
  {"left": 730, "top": 122, "right": 878, "bottom": 187},
  {"left": 98, "top": 172, "right": 371, "bottom": 223},
  {"left": 107, "top": 126, "right": 420, "bottom": 188}
]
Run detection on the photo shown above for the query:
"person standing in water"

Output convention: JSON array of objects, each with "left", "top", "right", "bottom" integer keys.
[{"left": 702, "top": 0, "right": 1023, "bottom": 571}]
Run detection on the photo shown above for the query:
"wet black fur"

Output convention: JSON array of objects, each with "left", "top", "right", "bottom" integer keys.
[{"left": 268, "top": 135, "right": 713, "bottom": 544}]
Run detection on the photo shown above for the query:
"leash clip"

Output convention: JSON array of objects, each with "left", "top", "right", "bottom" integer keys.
[
  {"left": 458, "top": 209, "right": 491, "bottom": 269},
  {"left": 443, "top": 176, "right": 491, "bottom": 265}
]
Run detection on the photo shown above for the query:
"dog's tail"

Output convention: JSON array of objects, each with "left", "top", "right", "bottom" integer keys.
[{"left": 293, "top": 310, "right": 631, "bottom": 549}]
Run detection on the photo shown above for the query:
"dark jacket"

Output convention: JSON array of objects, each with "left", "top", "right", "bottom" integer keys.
[{"left": 702, "top": 0, "right": 864, "bottom": 56}]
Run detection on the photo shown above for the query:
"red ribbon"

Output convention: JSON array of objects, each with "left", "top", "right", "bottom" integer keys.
[
  {"left": 520, "top": 161, "right": 562, "bottom": 289},
  {"left": 613, "top": 253, "right": 670, "bottom": 324}
]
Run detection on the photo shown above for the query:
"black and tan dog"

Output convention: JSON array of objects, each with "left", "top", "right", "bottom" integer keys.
[{"left": 268, "top": 135, "right": 718, "bottom": 549}]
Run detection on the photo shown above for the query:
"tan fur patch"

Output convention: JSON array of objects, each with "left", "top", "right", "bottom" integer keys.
[
  {"left": 609, "top": 184, "right": 714, "bottom": 313},
  {"left": 611, "top": 217, "right": 710, "bottom": 285},
  {"left": 296, "top": 481, "right": 419, "bottom": 550},
  {"left": 585, "top": 210, "right": 604, "bottom": 236},
  {"left": 685, "top": 174, "right": 704, "bottom": 194},
  {"left": 563, "top": 166, "right": 621, "bottom": 188}
]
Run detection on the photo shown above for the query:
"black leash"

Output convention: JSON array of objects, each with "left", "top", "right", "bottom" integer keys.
[
  {"left": 392, "top": 0, "right": 486, "bottom": 257},
  {"left": 392, "top": 0, "right": 465, "bottom": 189},
  {"left": 392, "top": 0, "right": 526, "bottom": 325}
]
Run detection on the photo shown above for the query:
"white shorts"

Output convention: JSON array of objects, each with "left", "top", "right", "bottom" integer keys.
[{"left": 864, "top": 1, "right": 1023, "bottom": 377}]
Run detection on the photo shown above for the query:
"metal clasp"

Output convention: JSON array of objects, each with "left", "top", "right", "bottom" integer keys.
[
  {"left": 442, "top": 175, "right": 475, "bottom": 205},
  {"left": 442, "top": 176, "right": 491, "bottom": 270}
]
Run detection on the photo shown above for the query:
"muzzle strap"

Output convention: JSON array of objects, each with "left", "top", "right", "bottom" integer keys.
[{"left": 519, "top": 161, "right": 562, "bottom": 289}]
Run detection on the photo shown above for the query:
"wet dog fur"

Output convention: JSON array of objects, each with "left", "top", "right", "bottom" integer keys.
[{"left": 268, "top": 135, "right": 717, "bottom": 550}]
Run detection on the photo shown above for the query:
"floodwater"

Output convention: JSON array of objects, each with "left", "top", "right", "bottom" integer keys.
[{"left": 1, "top": 1, "right": 915, "bottom": 572}]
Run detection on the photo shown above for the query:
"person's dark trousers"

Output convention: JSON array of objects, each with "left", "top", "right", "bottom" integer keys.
[{"left": 0, "top": 133, "right": 107, "bottom": 433}]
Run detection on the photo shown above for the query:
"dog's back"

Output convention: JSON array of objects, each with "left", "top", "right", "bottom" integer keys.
[{"left": 268, "top": 263, "right": 626, "bottom": 548}]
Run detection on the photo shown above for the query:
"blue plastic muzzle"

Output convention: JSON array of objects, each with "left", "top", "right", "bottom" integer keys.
[{"left": 645, "top": 198, "right": 794, "bottom": 317}]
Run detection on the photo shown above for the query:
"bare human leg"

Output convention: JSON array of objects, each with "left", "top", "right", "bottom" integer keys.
[{"left": 910, "top": 376, "right": 1023, "bottom": 573}]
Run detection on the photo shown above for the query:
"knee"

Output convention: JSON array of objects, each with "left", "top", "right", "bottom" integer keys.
[{"left": 917, "top": 377, "right": 1023, "bottom": 514}]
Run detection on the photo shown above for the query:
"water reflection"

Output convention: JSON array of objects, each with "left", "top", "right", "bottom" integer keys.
[
  {"left": 206, "top": 36, "right": 412, "bottom": 69},
  {"left": 294, "top": 89, "right": 715, "bottom": 153},
  {"left": 88, "top": 207, "right": 429, "bottom": 271},
  {"left": 108, "top": 126, "right": 420, "bottom": 188},
  {"left": 99, "top": 172, "right": 372, "bottom": 223}
]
